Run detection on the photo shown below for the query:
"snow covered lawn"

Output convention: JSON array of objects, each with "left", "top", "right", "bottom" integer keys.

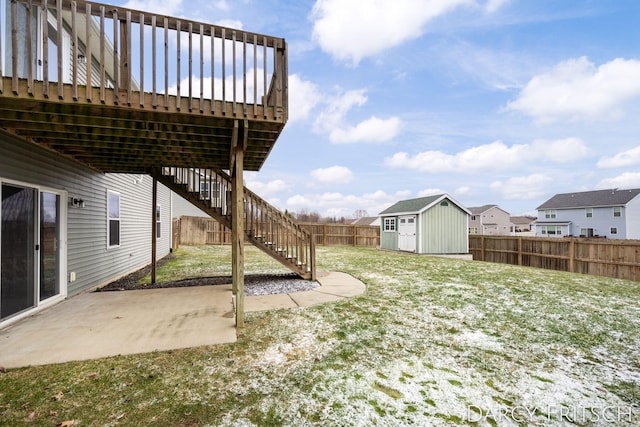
[{"left": 1, "top": 245, "right": 638, "bottom": 426}]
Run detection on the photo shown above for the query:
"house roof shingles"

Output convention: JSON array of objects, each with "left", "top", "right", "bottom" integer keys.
[
  {"left": 537, "top": 188, "right": 640, "bottom": 210},
  {"left": 379, "top": 195, "right": 444, "bottom": 215},
  {"left": 467, "top": 204, "right": 497, "bottom": 215}
]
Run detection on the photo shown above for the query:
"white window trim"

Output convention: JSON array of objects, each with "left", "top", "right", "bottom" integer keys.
[
  {"left": 613, "top": 206, "right": 621, "bottom": 217},
  {"left": 383, "top": 217, "right": 396, "bottom": 232},
  {"left": 107, "top": 190, "right": 121, "bottom": 248}
]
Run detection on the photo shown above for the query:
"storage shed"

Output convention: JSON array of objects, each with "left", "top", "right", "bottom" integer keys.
[{"left": 379, "top": 194, "right": 470, "bottom": 254}]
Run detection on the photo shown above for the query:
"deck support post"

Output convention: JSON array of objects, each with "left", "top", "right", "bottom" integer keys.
[
  {"left": 151, "top": 175, "right": 157, "bottom": 284},
  {"left": 231, "top": 120, "right": 248, "bottom": 327}
]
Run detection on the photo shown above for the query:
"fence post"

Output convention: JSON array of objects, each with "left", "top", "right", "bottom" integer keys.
[
  {"left": 481, "top": 235, "right": 485, "bottom": 261},
  {"left": 569, "top": 238, "right": 575, "bottom": 273},
  {"left": 518, "top": 237, "right": 522, "bottom": 265}
]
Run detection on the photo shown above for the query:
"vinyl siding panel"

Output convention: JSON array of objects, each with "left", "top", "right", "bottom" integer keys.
[
  {"left": 0, "top": 131, "right": 171, "bottom": 298},
  {"left": 421, "top": 202, "right": 468, "bottom": 254},
  {"left": 172, "top": 192, "right": 209, "bottom": 218},
  {"left": 625, "top": 196, "right": 640, "bottom": 239}
]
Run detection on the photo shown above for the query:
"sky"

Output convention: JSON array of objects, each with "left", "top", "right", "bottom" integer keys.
[{"left": 120, "top": 0, "right": 640, "bottom": 218}]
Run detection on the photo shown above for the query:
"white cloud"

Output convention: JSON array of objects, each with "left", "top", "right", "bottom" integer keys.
[
  {"left": 529, "top": 137, "right": 589, "bottom": 160},
  {"left": 597, "top": 145, "right": 640, "bottom": 169},
  {"left": 329, "top": 116, "right": 403, "bottom": 144},
  {"left": 384, "top": 138, "right": 588, "bottom": 173},
  {"left": 311, "top": 0, "right": 472, "bottom": 65},
  {"left": 490, "top": 174, "right": 552, "bottom": 200},
  {"left": 289, "top": 75, "right": 323, "bottom": 123},
  {"left": 310, "top": 166, "right": 353, "bottom": 184},
  {"left": 312, "top": 88, "right": 402, "bottom": 144},
  {"left": 454, "top": 186, "right": 471, "bottom": 195},
  {"left": 484, "top": 0, "right": 510, "bottom": 13},
  {"left": 314, "top": 89, "right": 368, "bottom": 132},
  {"left": 418, "top": 188, "right": 445, "bottom": 197},
  {"left": 245, "top": 177, "right": 289, "bottom": 197},
  {"left": 596, "top": 172, "right": 640, "bottom": 190},
  {"left": 506, "top": 57, "right": 640, "bottom": 124}
]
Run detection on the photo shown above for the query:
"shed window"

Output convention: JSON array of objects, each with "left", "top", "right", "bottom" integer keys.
[
  {"left": 440, "top": 201, "right": 449, "bottom": 206},
  {"left": 107, "top": 190, "right": 120, "bottom": 247},
  {"left": 383, "top": 218, "right": 396, "bottom": 232}
]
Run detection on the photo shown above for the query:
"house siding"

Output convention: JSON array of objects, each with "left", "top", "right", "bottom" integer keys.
[
  {"left": 626, "top": 197, "right": 640, "bottom": 239},
  {"left": 422, "top": 202, "right": 468, "bottom": 253},
  {"left": 468, "top": 206, "right": 512, "bottom": 236},
  {"left": 0, "top": 131, "right": 171, "bottom": 298},
  {"left": 172, "top": 192, "right": 209, "bottom": 218}
]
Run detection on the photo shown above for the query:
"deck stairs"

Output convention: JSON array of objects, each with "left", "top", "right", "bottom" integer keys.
[{"left": 156, "top": 167, "right": 315, "bottom": 280}]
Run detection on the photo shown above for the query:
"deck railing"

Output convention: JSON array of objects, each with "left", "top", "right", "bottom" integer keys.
[{"left": 1, "top": 0, "right": 287, "bottom": 120}]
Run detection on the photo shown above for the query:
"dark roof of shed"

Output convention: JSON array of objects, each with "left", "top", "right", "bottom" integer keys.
[
  {"left": 379, "top": 194, "right": 444, "bottom": 215},
  {"left": 537, "top": 188, "right": 640, "bottom": 209}
]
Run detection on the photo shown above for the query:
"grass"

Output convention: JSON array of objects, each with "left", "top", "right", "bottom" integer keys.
[{"left": 1, "top": 245, "right": 639, "bottom": 426}]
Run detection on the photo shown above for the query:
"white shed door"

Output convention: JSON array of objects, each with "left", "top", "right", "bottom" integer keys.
[{"left": 398, "top": 215, "right": 416, "bottom": 252}]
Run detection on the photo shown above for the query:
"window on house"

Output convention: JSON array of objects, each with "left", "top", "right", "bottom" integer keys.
[
  {"left": 613, "top": 206, "right": 621, "bottom": 217},
  {"left": 469, "top": 227, "right": 477, "bottom": 234},
  {"left": 545, "top": 210, "right": 556, "bottom": 219},
  {"left": 156, "top": 204, "right": 162, "bottom": 239},
  {"left": 471, "top": 215, "right": 477, "bottom": 221},
  {"left": 107, "top": 190, "right": 120, "bottom": 247},
  {"left": 541, "top": 225, "right": 562, "bottom": 235},
  {"left": 585, "top": 208, "right": 593, "bottom": 218},
  {"left": 610, "top": 227, "right": 617, "bottom": 235},
  {"left": 383, "top": 218, "right": 396, "bottom": 232}
]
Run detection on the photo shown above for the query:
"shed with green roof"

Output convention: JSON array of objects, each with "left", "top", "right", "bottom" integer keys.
[{"left": 378, "top": 194, "right": 470, "bottom": 254}]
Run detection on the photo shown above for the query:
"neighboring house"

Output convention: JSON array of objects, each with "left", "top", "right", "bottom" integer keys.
[
  {"left": 534, "top": 188, "right": 640, "bottom": 239},
  {"left": 351, "top": 216, "right": 381, "bottom": 227},
  {"left": 510, "top": 216, "right": 537, "bottom": 235},
  {"left": 379, "top": 194, "right": 470, "bottom": 254},
  {"left": 467, "top": 205, "right": 512, "bottom": 235},
  {"left": 0, "top": 1, "right": 297, "bottom": 328}
]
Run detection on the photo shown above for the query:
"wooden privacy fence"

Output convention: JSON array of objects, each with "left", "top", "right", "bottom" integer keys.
[
  {"left": 298, "top": 223, "right": 380, "bottom": 247},
  {"left": 174, "top": 216, "right": 380, "bottom": 248},
  {"left": 470, "top": 235, "right": 640, "bottom": 282}
]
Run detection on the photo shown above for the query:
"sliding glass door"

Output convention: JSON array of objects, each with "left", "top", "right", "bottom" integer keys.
[
  {"left": 1, "top": 184, "right": 36, "bottom": 319},
  {"left": 1, "top": 184, "right": 62, "bottom": 320}
]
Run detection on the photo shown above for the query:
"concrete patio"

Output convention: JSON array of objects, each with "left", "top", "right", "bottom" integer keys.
[{"left": 0, "top": 272, "right": 365, "bottom": 369}]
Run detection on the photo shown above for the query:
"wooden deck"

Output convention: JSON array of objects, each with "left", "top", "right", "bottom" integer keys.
[{"left": 0, "top": 0, "right": 288, "bottom": 173}]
